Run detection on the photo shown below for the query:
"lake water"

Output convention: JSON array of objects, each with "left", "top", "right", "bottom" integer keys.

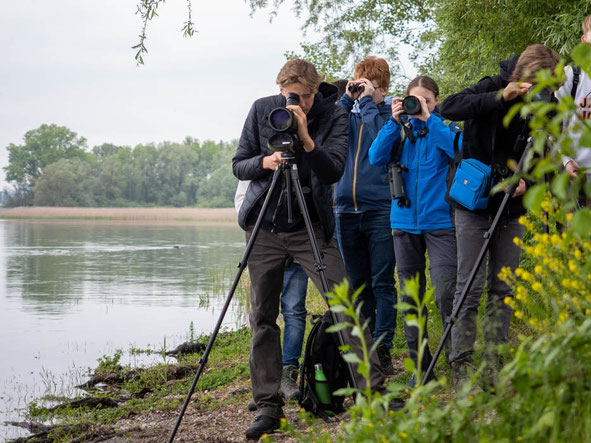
[{"left": 0, "top": 220, "right": 248, "bottom": 440}]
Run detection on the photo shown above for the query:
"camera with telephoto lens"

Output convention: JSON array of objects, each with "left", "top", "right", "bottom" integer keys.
[
  {"left": 402, "top": 95, "right": 422, "bottom": 115},
  {"left": 387, "top": 162, "right": 410, "bottom": 207},
  {"left": 348, "top": 83, "right": 365, "bottom": 94},
  {"left": 268, "top": 93, "right": 301, "bottom": 152}
]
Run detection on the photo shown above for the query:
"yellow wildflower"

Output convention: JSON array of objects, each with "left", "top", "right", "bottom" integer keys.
[
  {"left": 531, "top": 282, "right": 543, "bottom": 292},
  {"left": 568, "top": 260, "right": 577, "bottom": 272},
  {"left": 534, "top": 265, "right": 543, "bottom": 275}
]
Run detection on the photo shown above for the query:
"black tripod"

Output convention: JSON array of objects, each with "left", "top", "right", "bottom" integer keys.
[
  {"left": 168, "top": 151, "right": 358, "bottom": 442},
  {"left": 421, "top": 136, "right": 534, "bottom": 385}
]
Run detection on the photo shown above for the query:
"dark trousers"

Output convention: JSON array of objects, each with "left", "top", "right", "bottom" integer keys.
[
  {"left": 246, "top": 225, "right": 386, "bottom": 419},
  {"left": 334, "top": 210, "right": 397, "bottom": 348},
  {"left": 450, "top": 208, "right": 524, "bottom": 366},
  {"left": 393, "top": 229, "right": 457, "bottom": 370}
]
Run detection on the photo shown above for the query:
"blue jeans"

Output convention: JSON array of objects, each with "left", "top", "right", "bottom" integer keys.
[
  {"left": 280, "top": 262, "right": 308, "bottom": 367},
  {"left": 334, "top": 210, "right": 397, "bottom": 348}
]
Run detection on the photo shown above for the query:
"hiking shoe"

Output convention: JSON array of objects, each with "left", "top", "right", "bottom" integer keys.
[
  {"left": 377, "top": 345, "right": 394, "bottom": 375},
  {"left": 451, "top": 361, "right": 473, "bottom": 393},
  {"left": 245, "top": 415, "right": 281, "bottom": 439},
  {"left": 388, "top": 397, "right": 405, "bottom": 412},
  {"left": 280, "top": 365, "right": 300, "bottom": 401},
  {"left": 247, "top": 398, "right": 257, "bottom": 411}
]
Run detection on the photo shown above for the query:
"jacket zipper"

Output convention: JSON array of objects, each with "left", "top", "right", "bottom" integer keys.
[
  {"left": 415, "top": 136, "right": 421, "bottom": 231},
  {"left": 352, "top": 123, "right": 364, "bottom": 211}
]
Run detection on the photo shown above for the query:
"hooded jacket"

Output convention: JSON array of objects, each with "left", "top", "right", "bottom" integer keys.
[
  {"left": 333, "top": 94, "right": 392, "bottom": 212},
  {"left": 369, "top": 109, "right": 461, "bottom": 232},
  {"left": 232, "top": 82, "right": 348, "bottom": 241},
  {"left": 440, "top": 55, "right": 529, "bottom": 218}
]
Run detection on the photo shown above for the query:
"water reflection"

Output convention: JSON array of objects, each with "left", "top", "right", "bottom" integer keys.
[{"left": 0, "top": 220, "right": 248, "bottom": 439}]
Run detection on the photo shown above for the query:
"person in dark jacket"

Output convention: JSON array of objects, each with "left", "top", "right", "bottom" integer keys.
[
  {"left": 232, "top": 59, "right": 392, "bottom": 439},
  {"left": 369, "top": 75, "right": 461, "bottom": 385},
  {"left": 333, "top": 56, "right": 397, "bottom": 375},
  {"left": 440, "top": 44, "right": 560, "bottom": 390}
]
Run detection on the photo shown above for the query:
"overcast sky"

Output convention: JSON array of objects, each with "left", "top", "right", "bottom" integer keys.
[{"left": 0, "top": 1, "right": 415, "bottom": 190}]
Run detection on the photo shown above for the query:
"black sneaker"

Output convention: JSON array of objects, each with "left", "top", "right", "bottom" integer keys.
[
  {"left": 245, "top": 415, "right": 281, "bottom": 439},
  {"left": 388, "top": 397, "right": 405, "bottom": 412},
  {"left": 377, "top": 345, "right": 394, "bottom": 375}
]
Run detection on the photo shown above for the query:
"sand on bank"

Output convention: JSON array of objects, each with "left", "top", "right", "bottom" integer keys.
[{"left": 0, "top": 207, "right": 238, "bottom": 224}]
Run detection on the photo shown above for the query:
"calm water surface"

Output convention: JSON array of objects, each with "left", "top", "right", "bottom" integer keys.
[{"left": 0, "top": 220, "right": 247, "bottom": 439}]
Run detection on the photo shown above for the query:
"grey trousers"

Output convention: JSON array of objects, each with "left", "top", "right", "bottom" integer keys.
[
  {"left": 450, "top": 208, "right": 525, "bottom": 365},
  {"left": 246, "top": 225, "right": 386, "bottom": 419},
  {"left": 393, "top": 229, "right": 457, "bottom": 370}
]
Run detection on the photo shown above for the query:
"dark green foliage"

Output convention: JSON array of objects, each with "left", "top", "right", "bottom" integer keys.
[
  {"left": 250, "top": 0, "right": 587, "bottom": 95},
  {"left": 4, "top": 124, "right": 239, "bottom": 208}
]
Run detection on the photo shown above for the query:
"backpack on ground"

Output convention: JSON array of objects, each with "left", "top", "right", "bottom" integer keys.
[{"left": 299, "top": 311, "right": 350, "bottom": 419}]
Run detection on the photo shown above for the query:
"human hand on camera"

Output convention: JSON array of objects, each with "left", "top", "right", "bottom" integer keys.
[
  {"left": 565, "top": 160, "right": 580, "bottom": 178},
  {"left": 502, "top": 82, "right": 532, "bottom": 102},
  {"left": 414, "top": 95, "right": 431, "bottom": 122},
  {"left": 391, "top": 97, "right": 404, "bottom": 123},
  {"left": 262, "top": 151, "right": 283, "bottom": 170},
  {"left": 286, "top": 104, "right": 315, "bottom": 152},
  {"left": 512, "top": 178, "right": 527, "bottom": 197}
]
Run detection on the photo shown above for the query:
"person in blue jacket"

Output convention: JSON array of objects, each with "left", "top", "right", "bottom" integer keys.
[
  {"left": 333, "top": 56, "right": 397, "bottom": 375},
  {"left": 369, "top": 75, "right": 461, "bottom": 384}
]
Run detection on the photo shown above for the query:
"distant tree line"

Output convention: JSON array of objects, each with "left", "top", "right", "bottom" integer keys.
[{"left": 3, "top": 124, "right": 238, "bottom": 208}]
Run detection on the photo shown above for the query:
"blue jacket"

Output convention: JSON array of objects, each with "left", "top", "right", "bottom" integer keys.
[
  {"left": 333, "top": 94, "right": 392, "bottom": 213},
  {"left": 368, "top": 110, "right": 462, "bottom": 232}
]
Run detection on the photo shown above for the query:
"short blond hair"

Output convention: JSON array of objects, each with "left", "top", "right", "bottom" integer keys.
[
  {"left": 276, "top": 59, "right": 324, "bottom": 92},
  {"left": 583, "top": 14, "right": 591, "bottom": 34}
]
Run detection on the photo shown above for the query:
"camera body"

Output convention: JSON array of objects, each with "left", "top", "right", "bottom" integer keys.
[
  {"left": 348, "top": 83, "right": 365, "bottom": 94},
  {"left": 268, "top": 93, "right": 301, "bottom": 152},
  {"left": 402, "top": 95, "right": 422, "bottom": 115},
  {"left": 387, "top": 162, "right": 410, "bottom": 207}
]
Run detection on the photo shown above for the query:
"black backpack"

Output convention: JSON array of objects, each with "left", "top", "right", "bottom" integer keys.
[{"left": 299, "top": 311, "right": 350, "bottom": 419}]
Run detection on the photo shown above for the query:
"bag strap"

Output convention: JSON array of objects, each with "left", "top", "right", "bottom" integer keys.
[
  {"left": 388, "top": 124, "right": 406, "bottom": 165},
  {"left": 299, "top": 315, "right": 323, "bottom": 401},
  {"left": 571, "top": 66, "right": 581, "bottom": 99}
]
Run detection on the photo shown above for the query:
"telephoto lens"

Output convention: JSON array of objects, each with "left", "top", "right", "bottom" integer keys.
[{"left": 402, "top": 96, "right": 421, "bottom": 115}]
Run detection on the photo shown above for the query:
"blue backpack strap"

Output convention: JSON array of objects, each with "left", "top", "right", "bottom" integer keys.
[{"left": 443, "top": 119, "right": 462, "bottom": 159}]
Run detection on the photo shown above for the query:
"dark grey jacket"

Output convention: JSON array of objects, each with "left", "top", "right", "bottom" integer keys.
[{"left": 232, "top": 82, "right": 348, "bottom": 240}]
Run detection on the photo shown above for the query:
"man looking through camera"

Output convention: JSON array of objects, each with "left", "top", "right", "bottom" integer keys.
[{"left": 232, "top": 59, "right": 392, "bottom": 439}]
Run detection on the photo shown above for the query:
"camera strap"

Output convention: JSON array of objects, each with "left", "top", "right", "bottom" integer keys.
[{"left": 571, "top": 66, "right": 581, "bottom": 99}]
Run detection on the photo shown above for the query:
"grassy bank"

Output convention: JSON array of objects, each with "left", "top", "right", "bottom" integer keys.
[{"left": 0, "top": 207, "right": 237, "bottom": 223}]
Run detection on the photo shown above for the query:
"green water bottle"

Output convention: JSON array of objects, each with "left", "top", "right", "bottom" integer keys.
[{"left": 314, "top": 363, "right": 332, "bottom": 405}]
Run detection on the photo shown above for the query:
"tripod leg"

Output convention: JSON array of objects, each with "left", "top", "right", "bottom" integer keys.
[
  {"left": 287, "top": 163, "right": 360, "bottom": 390},
  {"left": 168, "top": 167, "right": 283, "bottom": 443}
]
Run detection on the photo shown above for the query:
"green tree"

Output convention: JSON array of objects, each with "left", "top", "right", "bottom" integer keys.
[
  {"left": 4, "top": 124, "right": 88, "bottom": 205},
  {"left": 247, "top": 0, "right": 587, "bottom": 93},
  {"left": 34, "top": 158, "right": 101, "bottom": 206}
]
